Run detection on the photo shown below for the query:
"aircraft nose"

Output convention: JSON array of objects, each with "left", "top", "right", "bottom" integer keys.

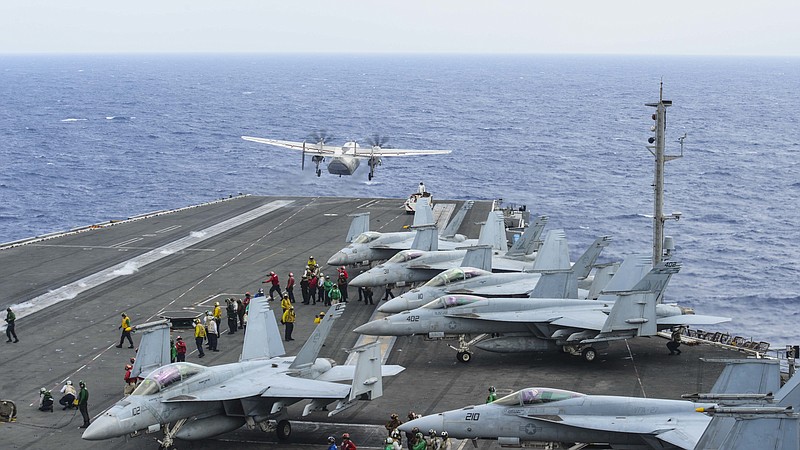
[
  {"left": 378, "top": 297, "right": 410, "bottom": 314},
  {"left": 327, "top": 251, "right": 347, "bottom": 266},
  {"left": 354, "top": 318, "right": 389, "bottom": 336},
  {"left": 82, "top": 412, "right": 124, "bottom": 440},
  {"left": 348, "top": 272, "right": 375, "bottom": 287},
  {"left": 398, "top": 413, "right": 445, "bottom": 434}
]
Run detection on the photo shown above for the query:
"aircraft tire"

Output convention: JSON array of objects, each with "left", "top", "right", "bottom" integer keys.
[
  {"left": 582, "top": 347, "right": 597, "bottom": 362},
  {"left": 277, "top": 419, "right": 292, "bottom": 441},
  {"left": 456, "top": 351, "right": 472, "bottom": 363}
]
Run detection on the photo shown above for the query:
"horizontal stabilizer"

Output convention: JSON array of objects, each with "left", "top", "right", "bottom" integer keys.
[
  {"left": 657, "top": 315, "right": 731, "bottom": 326},
  {"left": 461, "top": 245, "right": 492, "bottom": 271},
  {"left": 410, "top": 225, "right": 438, "bottom": 252},
  {"left": 709, "top": 359, "right": 781, "bottom": 396}
]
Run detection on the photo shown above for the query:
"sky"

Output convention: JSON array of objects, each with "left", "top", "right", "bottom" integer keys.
[{"left": 0, "top": 1, "right": 798, "bottom": 56}]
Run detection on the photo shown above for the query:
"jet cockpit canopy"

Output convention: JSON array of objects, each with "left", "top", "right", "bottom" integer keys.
[
  {"left": 386, "top": 250, "right": 425, "bottom": 264},
  {"left": 132, "top": 362, "right": 205, "bottom": 396},
  {"left": 422, "top": 294, "right": 484, "bottom": 309},
  {"left": 352, "top": 231, "right": 381, "bottom": 244},
  {"left": 494, "top": 387, "right": 585, "bottom": 406},
  {"left": 424, "top": 267, "right": 490, "bottom": 287}
]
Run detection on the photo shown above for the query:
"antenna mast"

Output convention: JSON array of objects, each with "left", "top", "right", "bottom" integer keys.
[{"left": 645, "top": 82, "right": 683, "bottom": 266}]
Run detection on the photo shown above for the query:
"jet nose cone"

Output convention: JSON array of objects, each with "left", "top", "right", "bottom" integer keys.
[
  {"left": 398, "top": 413, "right": 445, "bottom": 434},
  {"left": 327, "top": 252, "right": 347, "bottom": 266},
  {"left": 348, "top": 273, "right": 372, "bottom": 287},
  {"left": 82, "top": 413, "right": 124, "bottom": 440},
  {"left": 353, "top": 319, "right": 386, "bottom": 336},
  {"left": 378, "top": 297, "right": 410, "bottom": 314}
]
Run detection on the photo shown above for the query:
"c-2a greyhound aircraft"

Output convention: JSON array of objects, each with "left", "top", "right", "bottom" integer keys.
[
  {"left": 82, "top": 300, "right": 404, "bottom": 448},
  {"left": 241, "top": 134, "right": 451, "bottom": 180}
]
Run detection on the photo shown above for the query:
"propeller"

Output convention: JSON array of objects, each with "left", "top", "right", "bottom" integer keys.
[
  {"left": 366, "top": 133, "right": 391, "bottom": 149},
  {"left": 304, "top": 131, "right": 334, "bottom": 172}
]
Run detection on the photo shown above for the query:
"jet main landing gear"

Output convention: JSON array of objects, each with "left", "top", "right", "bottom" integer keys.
[{"left": 448, "top": 334, "right": 488, "bottom": 363}]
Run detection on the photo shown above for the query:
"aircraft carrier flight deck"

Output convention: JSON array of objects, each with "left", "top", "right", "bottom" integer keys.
[{"left": 0, "top": 195, "right": 755, "bottom": 449}]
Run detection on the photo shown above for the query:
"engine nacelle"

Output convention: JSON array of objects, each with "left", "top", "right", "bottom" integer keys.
[
  {"left": 475, "top": 336, "right": 558, "bottom": 353},
  {"left": 173, "top": 415, "right": 246, "bottom": 440}
]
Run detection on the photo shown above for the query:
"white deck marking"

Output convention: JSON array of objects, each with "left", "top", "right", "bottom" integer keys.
[{"left": 1, "top": 200, "right": 294, "bottom": 328}]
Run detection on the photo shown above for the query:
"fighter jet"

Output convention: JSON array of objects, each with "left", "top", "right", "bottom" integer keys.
[
  {"left": 355, "top": 261, "right": 730, "bottom": 362},
  {"left": 82, "top": 300, "right": 403, "bottom": 448},
  {"left": 349, "top": 211, "right": 544, "bottom": 288},
  {"left": 328, "top": 200, "right": 517, "bottom": 267},
  {"left": 399, "top": 359, "right": 800, "bottom": 449},
  {"left": 377, "top": 233, "right": 612, "bottom": 314}
]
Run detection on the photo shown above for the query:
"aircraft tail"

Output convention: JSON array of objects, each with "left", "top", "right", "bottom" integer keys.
[
  {"left": 586, "top": 262, "right": 619, "bottom": 300},
  {"left": 506, "top": 215, "right": 548, "bottom": 256},
  {"left": 596, "top": 254, "right": 652, "bottom": 301},
  {"left": 461, "top": 245, "right": 492, "bottom": 271},
  {"left": 531, "top": 229, "right": 570, "bottom": 271},
  {"left": 412, "top": 197, "right": 434, "bottom": 227},
  {"left": 477, "top": 211, "right": 507, "bottom": 251},
  {"left": 410, "top": 224, "right": 439, "bottom": 251},
  {"left": 599, "top": 261, "right": 680, "bottom": 335},
  {"left": 710, "top": 359, "right": 781, "bottom": 397},
  {"left": 240, "top": 296, "right": 286, "bottom": 361},
  {"left": 289, "top": 303, "right": 346, "bottom": 369},
  {"left": 529, "top": 269, "right": 577, "bottom": 299},
  {"left": 345, "top": 212, "right": 370, "bottom": 243},
  {"left": 130, "top": 319, "right": 172, "bottom": 378},
  {"left": 327, "top": 342, "right": 390, "bottom": 416},
  {"left": 441, "top": 200, "right": 474, "bottom": 238},
  {"left": 571, "top": 236, "right": 612, "bottom": 279},
  {"left": 695, "top": 410, "right": 799, "bottom": 450}
]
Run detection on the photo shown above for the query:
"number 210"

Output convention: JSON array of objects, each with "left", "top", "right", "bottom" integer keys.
[{"left": 465, "top": 412, "right": 480, "bottom": 421}]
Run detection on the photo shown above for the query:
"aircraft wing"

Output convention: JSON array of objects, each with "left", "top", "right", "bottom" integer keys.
[
  {"left": 657, "top": 315, "right": 731, "bottom": 326},
  {"left": 162, "top": 372, "right": 351, "bottom": 402},
  {"left": 452, "top": 308, "right": 608, "bottom": 331},
  {"left": 532, "top": 414, "right": 708, "bottom": 450},
  {"left": 446, "top": 279, "right": 540, "bottom": 296},
  {"left": 315, "top": 364, "right": 406, "bottom": 382},
  {"left": 241, "top": 136, "right": 339, "bottom": 155},
  {"left": 354, "top": 147, "right": 452, "bottom": 157}
]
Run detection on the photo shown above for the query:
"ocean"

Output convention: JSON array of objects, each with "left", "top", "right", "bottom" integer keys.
[{"left": 1, "top": 54, "right": 798, "bottom": 347}]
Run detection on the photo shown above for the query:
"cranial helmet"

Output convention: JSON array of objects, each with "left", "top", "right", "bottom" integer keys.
[
  {"left": 125, "top": 364, "right": 132, "bottom": 370},
  {"left": 441, "top": 431, "right": 449, "bottom": 437},
  {"left": 489, "top": 386, "right": 496, "bottom": 392},
  {"left": 66, "top": 380, "right": 72, "bottom": 385},
  {"left": 40, "top": 388, "right": 46, "bottom": 394},
  {"left": 328, "top": 436, "right": 336, "bottom": 443},
  {"left": 386, "top": 437, "right": 394, "bottom": 444},
  {"left": 342, "top": 432, "right": 350, "bottom": 439},
  {"left": 289, "top": 272, "right": 293, "bottom": 276},
  {"left": 429, "top": 429, "right": 436, "bottom": 435}
]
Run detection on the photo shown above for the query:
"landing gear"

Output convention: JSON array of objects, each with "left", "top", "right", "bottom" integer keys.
[
  {"left": 367, "top": 156, "right": 381, "bottom": 180},
  {"left": 312, "top": 155, "right": 324, "bottom": 177},
  {"left": 156, "top": 419, "right": 186, "bottom": 450},
  {"left": 448, "top": 334, "right": 487, "bottom": 363},
  {"left": 581, "top": 347, "right": 597, "bottom": 362},
  {"left": 276, "top": 419, "right": 291, "bottom": 441}
]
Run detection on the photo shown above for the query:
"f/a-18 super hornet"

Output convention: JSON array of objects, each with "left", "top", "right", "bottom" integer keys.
[
  {"left": 349, "top": 211, "right": 546, "bottom": 288},
  {"left": 241, "top": 133, "right": 451, "bottom": 180},
  {"left": 327, "top": 199, "right": 493, "bottom": 267},
  {"left": 377, "top": 232, "right": 612, "bottom": 314},
  {"left": 355, "top": 260, "right": 730, "bottom": 362},
  {"left": 399, "top": 358, "right": 800, "bottom": 450},
  {"left": 82, "top": 300, "right": 403, "bottom": 448}
]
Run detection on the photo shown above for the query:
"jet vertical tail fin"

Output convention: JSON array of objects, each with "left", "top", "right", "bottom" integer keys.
[
  {"left": 441, "top": 200, "right": 474, "bottom": 238},
  {"left": 345, "top": 212, "right": 370, "bottom": 243},
  {"left": 531, "top": 229, "right": 570, "bottom": 271},
  {"left": 461, "top": 245, "right": 492, "bottom": 271},
  {"left": 477, "top": 211, "right": 507, "bottom": 251},
  {"left": 410, "top": 224, "right": 439, "bottom": 252},
  {"left": 240, "top": 297, "right": 286, "bottom": 361},
  {"left": 529, "top": 269, "right": 577, "bottom": 299},
  {"left": 412, "top": 197, "right": 434, "bottom": 227},
  {"left": 507, "top": 215, "right": 548, "bottom": 257},
  {"left": 130, "top": 319, "right": 172, "bottom": 378},
  {"left": 709, "top": 359, "right": 781, "bottom": 396},
  {"left": 586, "top": 262, "right": 619, "bottom": 300},
  {"left": 596, "top": 254, "right": 652, "bottom": 301},
  {"left": 600, "top": 262, "right": 680, "bottom": 336},
  {"left": 571, "top": 236, "right": 612, "bottom": 279},
  {"left": 289, "top": 303, "right": 346, "bottom": 369}
]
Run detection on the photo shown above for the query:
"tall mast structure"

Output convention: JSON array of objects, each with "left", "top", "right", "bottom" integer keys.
[{"left": 645, "top": 82, "right": 684, "bottom": 266}]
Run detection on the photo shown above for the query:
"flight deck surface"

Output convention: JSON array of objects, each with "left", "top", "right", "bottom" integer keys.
[{"left": 0, "top": 196, "right": 749, "bottom": 449}]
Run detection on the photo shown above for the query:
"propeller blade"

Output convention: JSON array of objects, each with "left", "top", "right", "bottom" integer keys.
[
  {"left": 366, "top": 133, "right": 391, "bottom": 149},
  {"left": 301, "top": 141, "right": 306, "bottom": 170}
]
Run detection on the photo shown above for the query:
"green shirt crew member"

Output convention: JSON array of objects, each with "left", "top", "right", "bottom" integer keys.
[
  {"left": 5, "top": 307, "right": 18, "bottom": 343},
  {"left": 78, "top": 381, "right": 90, "bottom": 428}
]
